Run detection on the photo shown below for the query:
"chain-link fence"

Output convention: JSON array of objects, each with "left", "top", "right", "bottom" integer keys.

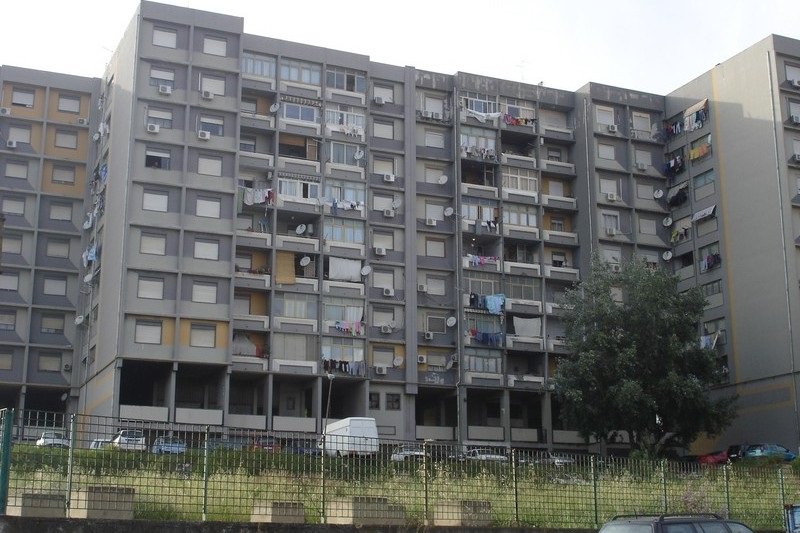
[{"left": 0, "top": 408, "right": 792, "bottom": 527}]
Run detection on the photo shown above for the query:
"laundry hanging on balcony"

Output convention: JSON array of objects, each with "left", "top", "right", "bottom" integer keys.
[
  {"left": 513, "top": 316, "right": 541, "bottom": 337},
  {"left": 484, "top": 294, "right": 506, "bottom": 315},
  {"left": 466, "top": 254, "right": 498, "bottom": 267},
  {"left": 465, "top": 108, "right": 502, "bottom": 123},
  {"left": 233, "top": 333, "right": 264, "bottom": 357},
  {"left": 699, "top": 330, "right": 720, "bottom": 349},
  {"left": 241, "top": 186, "right": 272, "bottom": 206},
  {"left": 82, "top": 211, "right": 94, "bottom": 230},
  {"left": 469, "top": 329, "right": 504, "bottom": 347},
  {"left": 329, "top": 257, "right": 362, "bottom": 282}
]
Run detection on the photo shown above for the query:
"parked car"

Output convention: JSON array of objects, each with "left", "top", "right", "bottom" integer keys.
[
  {"left": 390, "top": 445, "right": 429, "bottom": 462},
  {"left": 465, "top": 448, "right": 508, "bottom": 462},
  {"left": 89, "top": 438, "right": 112, "bottom": 450},
  {"left": 251, "top": 436, "right": 281, "bottom": 453},
  {"left": 151, "top": 436, "right": 187, "bottom": 455},
  {"left": 698, "top": 449, "right": 729, "bottom": 465},
  {"left": 534, "top": 451, "right": 577, "bottom": 467},
  {"left": 726, "top": 443, "right": 749, "bottom": 462},
  {"left": 285, "top": 439, "right": 321, "bottom": 456},
  {"left": 111, "top": 429, "right": 147, "bottom": 451},
  {"left": 35, "top": 430, "right": 69, "bottom": 448},
  {"left": 598, "top": 513, "right": 754, "bottom": 533},
  {"left": 742, "top": 443, "right": 796, "bottom": 462},
  {"left": 207, "top": 437, "right": 248, "bottom": 451}
]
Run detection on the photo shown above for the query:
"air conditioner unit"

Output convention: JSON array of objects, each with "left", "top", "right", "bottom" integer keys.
[
  {"left": 6, "top": 140, "right": 17, "bottom": 149},
  {"left": 791, "top": 115, "right": 800, "bottom": 125},
  {"left": 383, "top": 287, "right": 395, "bottom": 297},
  {"left": 373, "top": 96, "right": 384, "bottom": 105},
  {"left": 382, "top": 173, "right": 395, "bottom": 183},
  {"left": 380, "top": 325, "right": 393, "bottom": 334},
  {"left": 197, "top": 130, "right": 211, "bottom": 140},
  {"left": 605, "top": 192, "right": 618, "bottom": 202},
  {"left": 374, "top": 246, "right": 387, "bottom": 256},
  {"left": 607, "top": 124, "right": 618, "bottom": 133},
  {"left": 792, "top": 79, "right": 800, "bottom": 88},
  {"left": 77, "top": 118, "right": 89, "bottom": 126},
  {"left": 63, "top": 363, "right": 72, "bottom": 372},
  {"left": 158, "top": 85, "right": 172, "bottom": 95},
  {"left": 636, "top": 162, "right": 648, "bottom": 171},
  {"left": 201, "top": 90, "right": 214, "bottom": 100},
  {"left": 425, "top": 218, "right": 437, "bottom": 227},
  {"left": 146, "top": 123, "right": 160, "bottom": 134},
  {"left": 374, "top": 365, "right": 388, "bottom": 375},
  {"left": 418, "top": 354, "right": 428, "bottom": 364},
  {"left": 0, "top": 107, "right": 10, "bottom": 116},
  {"left": 432, "top": 112, "right": 442, "bottom": 120},
  {"left": 605, "top": 227, "right": 618, "bottom": 236},
  {"left": 610, "top": 264, "right": 622, "bottom": 273},
  {"left": 383, "top": 208, "right": 395, "bottom": 218},
  {"left": 794, "top": 153, "right": 800, "bottom": 163},
  {"left": 422, "top": 110, "right": 433, "bottom": 119},
  {"left": 417, "top": 284, "right": 428, "bottom": 293}
]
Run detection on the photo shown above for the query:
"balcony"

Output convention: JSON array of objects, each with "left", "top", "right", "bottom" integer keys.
[
  {"left": 543, "top": 264, "right": 580, "bottom": 281},
  {"left": 234, "top": 271, "right": 271, "bottom": 290},
  {"left": 175, "top": 407, "right": 223, "bottom": 426},
  {"left": 275, "top": 234, "right": 319, "bottom": 253},
  {"left": 502, "top": 224, "right": 539, "bottom": 240},
  {"left": 236, "top": 229, "right": 272, "bottom": 248},
  {"left": 503, "top": 261, "right": 540, "bottom": 277},
  {"left": 275, "top": 195, "right": 320, "bottom": 214},
  {"left": 510, "top": 427, "right": 540, "bottom": 443},
  {"left": 226, "top": 413, "right": 266, "bottom": 430},
  {"left": 275, "top": 276, "right": 318, "bottom": 292},
  {"left": 539, "top": 160, "right": 575, "bottom": 175},
  {"left": 415, "top": 426, "right": 456, "bottom": 441},
  {"left": 467, "top": 425, "right": 504, "bottom": 441},
  {"left": 322, "top": 280, "right": 365, "bottom": 297},
  {"left": 119, "top": 404, "right": 169, "bottom": 422},
  {"left": 325, "top": 122, "right": 365, "bottom": 142},
  {"left": 271, "top": 358, "right": 318, "bottom": 375},
  {"left": 233, "top": 314, "right": 270, "bottom": 331},
  {"left": 324, "top": 240, "right": 365, "bottom": 258},
  {"left": 322, "top": 201, "right": 365, "bottom": 218},
  {"left": 325, "top": 162, "right": 365, "bottom": 181},
  {"left": 461, "top": 218, "right": 500, "bottom": 235},
  {"left": 240, "top": 112, "right": 275, "bottom": 130},
  {"left": 239, "top": 151, "right": 274, "bottom": 169},
  {"left": 502, "top": 188, "right": 538, "bottom": 204},
  {"left": 507, "top": 374, "right": 545, "bottom": 390},
  {"left": 322, "top": 320, "right": 365, "bottom": 336},
  {"left": 538, "top": 123, "right": 575, "bottom": 142},
  {"left": 545, "top": 302, "right": 567, "bottom": 316},
  {"left": 500, "top": 153, "right": 537, "bottom": 169},
  {"left": 460, "top": 182, "right": 498, "bottom": 199},
  {"left": 547, "top": 337, "right": 570, "bottom": 354},
  {"left": 541, "top": 194, "right": 577, "bottom": 210},
  {"left": 462, "top": 255, "right": 500, "bottom": 272},
  {"left": 505, "top": 335, "right": 544, "bottom": 351},
  {"left": 272, "top": 317, "right": 318, "bottom": 333},
  {"left": 277, "top": 156, "right": 320, "bottom": 174},
  {"left": 505, "top": 298, "right": 542, "bottom": 314},
  {"left": 273, "top": 416, "right": 317, "bottom": 433},
  {"left": 542, "top": 229, "right": 579, "bottom": 246}
]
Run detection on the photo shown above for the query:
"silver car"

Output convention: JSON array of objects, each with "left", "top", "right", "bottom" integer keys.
[
  {"left": 35, "top": 430, "right": 69, "bottom": 448},
  {"left": 111, "top": 429, "right": 146, "bottom": 451}
]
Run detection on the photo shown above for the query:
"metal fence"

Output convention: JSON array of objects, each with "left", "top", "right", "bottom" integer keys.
[{"left": 0, "top": 408, "right": 795, "bottom": 528}]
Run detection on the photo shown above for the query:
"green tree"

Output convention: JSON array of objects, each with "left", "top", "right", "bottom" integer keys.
[{"left": 553, "top": 255, "right": 735, "bottom": 458}]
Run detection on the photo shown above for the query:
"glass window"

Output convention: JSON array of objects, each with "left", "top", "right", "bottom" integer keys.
[
  {"left": 636, "top": 183, "right": 654, "bottom": 199},
  {"left": 197, "top": 155, "right": 223, "bottom": 176},
  {"left": 0, "top": 310, "right": 16, "bottom": 330},
  {"left": 203, "top": 36, "right": 227, "bottom": 56},
  {"left": 11, "top": 88, "right": 34, "bottom": 107},
  {"left": 147, "top": 108, "right": 173, "bottom": 128},
  {"left": 137, "top": 277, "right": 164, "bottom": 300},
  {"left": 425, "top": 238, "right": 445, "bottom": 257},
  {"left": 43, "top": 277, "right": 67, "bottom": 296},
  {"left": 2, "top": 235, "right": 22, "bottom": 255},
  {"left": 46, "top": 239, "right": 69, "bottom": 258},
  {"left": 149, "top": 67, "right": 175, "bottom": 88},
  {"left": 598, "top": 143, "right": 615, "bottom": 160},
  {"left": 385, "top": 393, "right": 401, "bottom": 410},
  {"left": 145, "top": 148, "right": 171, "bottom": 170},
  {"left": 52, "top": 166, "right": 75, "bottom": 184},
  {"left": 373, "top": 232, "right": 394, "bottom": 249},
  {"left": 369, "top": 392, "right": 380, "bottom": 409},
  {"left": 55, "top": 131, "right": 78, "bottom": 149},
  {"left": 277, "top": 179, "right": 318, "bottom": 199},
  {"left": 135, "top": 320, "right": 162, "bottom": 344},
  {"left": 602, "top": 212, "right": 620, "bottom": 230},
  {"left": 58, "top": 94, "right": 81, "bottom": 114},
  {"left": 38, "top": 354, "right": 62, "bottom": 372},
  {"left": 0, "top": 273, "right": 19, "bottom": 291},
  {"left": 329, "top": 142, "right": 361, "bottom": 165},
  {"left": 5, "top": 161, "right": 28, "bottom": 179},
  {"left": 639, "top": 218, "right": 657, "bottom": 235},
  {"left": 41, "top": 314, "right": 65, "bottom": 334},
  {"left": 239, "top": 136, "right": 256, "bottom": 152},
  {"left": 635, "top": 149, "right": 652, "bottom": 165},
  {"left": 199, "top": 115, "right": 224, "bottom": 136},
  {"left": 8, "top": 126, "right": 31, "bottom": 144},
  {"left": 196, "top": 197, "right": 221, "bottom": 218},
  {"left": 143, "top": 190, "right": 169, "bottom": 212},
  {"left": 374, "top": 85, "right": 394, "bottom": 103},
  {"left": 200, "top": 74, "right": 225, "bottom": 96},
  {"left": 425, "top": 130, "right": 444, "bottom": 148},
  {"left": 279, "top": 59, "right": 322, "bottom": 85},
  {"left": 373, "top": 121, "right": 394, "bottom": 139},
  {"left": 192, "top": 282, "right": 217, "bottom": 303},
  {"left": 631, "top": 111, "right": 651, "bottom": 131},
  {"left": 194, "top": 239, "right": 219, "bottom": 260},
  {"left": 140, "top": 233, "right": 167, "bottom": 255},
  {"left": 325, "top": 179, "right": 365, "bottom": 204},
  {"left": 241, "top": 52, "right": 276, "bottom": 78},
  {"left": 2, "top": 198, "right": 25, "bottom": 215},
  {"left": 600, "top": 178, "right": 618, "bottom": 194},
  {"left": 596, "top": 105, "right": 614, "bottom": 125},
  {"left": 501, "top": 166, "right": 537, "bottom": 192},
  {"left": 786, "top": 64, "right": 800, "bottom": 83},
  {"left": 372, "top": 270, "right": 394, "bottom": 289},
  {"left": 461, "top": 91, "right": 497, "bottom": 114},
  {"left": 49, "top": 203, "right": 72, "bottom": 221},
  {"left": 427, "top": 276, "right": 446, "bottom": 296},
  {"left": 327, "top": 218, "right": 365, "bottom": 244},
  {"left": 153, "top": 27, "right": 177, "bottom": 48},
  {"left": 694, "top": 169, "right": 716, "bottom": 200},
  {"left": 326, "top": 67, "right": 366, "bottom": 93}
]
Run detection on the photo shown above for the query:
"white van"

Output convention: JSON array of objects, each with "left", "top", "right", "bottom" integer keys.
[{"left": 319, "top": 417, "right": 379, "bottom": 457}]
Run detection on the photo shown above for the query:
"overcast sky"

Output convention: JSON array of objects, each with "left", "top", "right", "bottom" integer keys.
[{"left": 2, "top": 0, "right": 798, "bottom": 95}]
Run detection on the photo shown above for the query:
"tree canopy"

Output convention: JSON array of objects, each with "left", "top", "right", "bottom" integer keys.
[{"left": 553, "top": 255, "right": 736, "bottom": 457}]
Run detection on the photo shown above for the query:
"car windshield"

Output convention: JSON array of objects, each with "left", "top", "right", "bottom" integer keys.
[{"left": 600, "top": 524, "right": 653, "bottom": 533}]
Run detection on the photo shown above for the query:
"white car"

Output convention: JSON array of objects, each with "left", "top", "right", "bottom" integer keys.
[
  {"left": 35, "top": 431, "right": 69, "bottom": 448},
  {"left": 390, "top": 445, "right": 429, "bottom": 462},
  {"left": 465, "top": 448, "right": 508, "bottom": 462},
  {"left": 89, "top": 438, "right": 112, "bottom": 450},
  {"left": 111, "top": 429, "right": 147, "bottom": 451}
]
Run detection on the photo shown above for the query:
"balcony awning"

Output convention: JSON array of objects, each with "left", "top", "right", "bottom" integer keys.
[
  {"left": 684, "top": 98, "right": 708, "bottom": 117},
  {"left": 276, "top": 170, "right": 320, "bottom": 182},
  {"left": 691, "top": 205, "right": 716, "bottom": 222},
  {"left": 666, "top": 181, "right": 689, "bottom": 200}
]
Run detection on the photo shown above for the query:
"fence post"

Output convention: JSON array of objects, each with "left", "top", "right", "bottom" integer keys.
[
  {"left": 423, "top": 440, "right": 430, "bottom": 525},
  {"left": 512, "top": 448, "right": 519, "bottom": 526},
  {"left": 202, "top": 425, "right": 209, "bottom": 521},
  {"left": 660, "top": 460, "right": 668, "bottom": 513},
  {"left": 65, "top": 414, "right": 77, "bottom": 512},
  {"left": 320, "top": 434, "right": 326, "bottom": 524},
  {"left": 723, "top": 463, "right": 731, "bottom": 518},
  {"left": 591, "top": 455, "right": 599, "bottom": 526},
  {"left": 0, "top": 408, "right": 14, "bottom": 515},
  {"left": 779, "top": 467, "right": 787, "bottom": 508}
]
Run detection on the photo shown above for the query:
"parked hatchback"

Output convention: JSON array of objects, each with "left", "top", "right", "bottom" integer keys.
[
  {"left": 35, "top": 431, "right": 69, "bottom": 448},
  {"left": 111, "top": 429, "right": 147, "bottom": 451},
  {"left": 151, "top": 436, "right": 187, "bottom": 455},
  {"left": 743, "top": 443, "right": 796, "bottom": 461},
  {"left": 599, "top": 513, "right": 754, "bottom": 533}
]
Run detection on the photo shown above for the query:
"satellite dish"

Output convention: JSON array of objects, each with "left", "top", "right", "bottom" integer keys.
[
  {"left": 74, "top": 315, "right": 85, "bottom": 326},
  {"left": 392, "top": 356, "right": 403, "bottom": 367},
  {"left": 662, "top": 250, "right": 674, "bottom": 261},
  {"left": 92, "top": 132, "right": 100, "bottom": 142},
  {"left": 60, "top": 393, "right": 68, "bottom": 402},
  {"left": 388, "top": 320, "right": 397, "bottom": 328},
  {"left": 662, "top": 216, "right": 673, "bottom": 227},
  {"left": 360, "top": 265, "right": 372, "bottom": 276},
  {"left": 300, "top": 256, "right": 311, "bottom": 267},
  {"left": 438, "top": 175, "right": 449, "bottom": 185},
  {"left": 295, "top": 224, "right": 307, "bottom": 235},
  {"left": 391, "top": 198, "right": 401, "bottom": 209},
  {"left": 83, "top": 272, "right": 94, "bottom": 283},
  {"left": 444, "top": 206, "right": 454, "bottom": 217},
  {"left": 445, "top": 360, "right": 453, "bottom": 370},
  {"left": 353, "top": 149, "right": 364, "bottom": 160},
  {"left": 269, "top": 102, "right": 280, "bottom": 113},
  {"left": 653, "top": 189, "right": 664, "bottom": 199},
  {"left": 446, "top": 316, "right": 457, "bottom": 328}
]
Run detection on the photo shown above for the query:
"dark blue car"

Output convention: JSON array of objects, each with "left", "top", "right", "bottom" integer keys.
[
  {"left": 743, "top": 443, "right": 796, "bottom": 461},
  {"left": 286, "top": 439, "right": 321, "bottom": 456}
]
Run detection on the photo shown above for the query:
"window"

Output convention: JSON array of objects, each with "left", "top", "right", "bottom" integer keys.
[
  {"left": 427, "top": 276, "right": 446, "bottom": 296},
  {"left": 373, "top": 231, "right": 394, "bottom": 250},
  {"left": 54, "top": 130, "right": 78, "bottom": 149},
  {"left": 693, "top": 169, "right": 716, "bottom": 200},
  {"left": 424, "top": 166, "right": 446, "bottom": 184},
  {"left": 58, "top": 94, "right": 81, "bottom": 114},
  {"left": 137, "top": 277, "right": 164, "bottom": 300},
  {"left": 503, "top": 204, "right": 536, "bottom": 227},
  {"left": 283, "top": 103, "right": 319, "bottom": 123},
  {"left": 241, "top": 52, "right": 276, "bottom": 78},
  {"left": 2, "top": 198, "right": 25, "bottom": 216},
  {"left": 41, "top": 314, "right": 65, "bottom": 334},
  {"left": 599, "top": 178, "right": 618, "bottom": 194},
  {"left": 190, "top": 324, "right": 216, "bottom": 348},
  {"left": 147, "top": 108, "right": 173, "bottom": 128},
  {"left": 329, "top": 142, "right": 361, "bottom": 165},
  {"left": 547, "top": 147, "right": 562, "bottom": 162},
  {"left": 636, "top": 183, "right": 654, "bottom": 199},
  {"left": 369, "top": 392, "right": 380, "bottom": 410},
  {"left": 461, "top": 91, "right": 497, "bottom": 114},
  {"left": 632, "top": 111, "right": 651, "bottom": 132},
  {"left": 233, "top": 295, "right": 251, "bottom": 315},
  {"left": 52, "top": 166, "right": 75, "bottom": 185},
  {"left": 373, "top": 120, "right": 394, "bottom": 139},
  {"left": 372, "top": 270, "right": 394, "bottom": 290},
  {"left": 323, "top": 297, "right": 363, "bottom": 322},
  {"left": 46, "top": 239, "right": 69, "bottom": 258},
  {"left": 602, "top": 212, "right": 620, "bottom": 231},
  {"left": 374, "top": 85, "right": 394, "bottom": 103},
  {"left": 702, "top": 280, "right": 722, "bottom": 297},
  {"left": 698, "top": 242, "right": 721, "bottom": 273},
  {"left": 145, "top": 148, "right": 171, "bottom": 170},
  {"left": 149, "top": 67, "right": 175, "bottom": 88},
  {"left": 197, "top": 155, "right": 223, "bottom": 176},
  {"left": 327, "top": 218, "right": 365, "bottom": 244},
  {"left": 460, "top": 126, "right": 495, "bottom": 152},
  {"left": 43, "top": 277, "right": 67, "bottom": 296},
  {"left": 635, "top": 149, "right": 652, "bottom": 166},
  {"left": 322, "top": 337, "right": 364, "bottom": 362},
  {"left": 153, "top": 27, "right": 177, "bottom": 48},
  {"left": 601, "top": 247, "right": 621, "bottom": 264},
  {"left": 275, "top": 293, "right": 317, "bottom": 319},
  {"left": 325, "top": 179, "right": 365, "bottom": 204},
  {"left": 11, "top": 88, "right": 34, "bottom": 107},
  {"left": 196, "top": 197, "right": 221, "bottom": 218},
  {"left": 704, "top": 318, "right": 727, "bottom": 344},
  {"left": 241, "top": 98, "right": 257, "bottom": 115},
  {"left": 140, "top": 233, "right": 167, "bottom": 255},
  {"left": 277, "top": 178, "right": 319, "bottom": 199},
  {"left": 235, "top": 253, "right": 252, "bottom": 271},
  {"left": 5, "top": 161, "right": 28, "bottom": 179},
  {"left": 424, "top": 95, "right": 444, "bottom": 115},
  {"left": 38, "top": 353, "right": 62, "bottom": 372},
  {"left": 199, "top": 115, "right": 224, "bottom": 136},
  {"left": 0, "top": 273, "right": 19, "bottom": 291},
  {"left": 385, "top": 393, "right": 401, "bottom": 410},
  {"left": 639, "top": 217, "right": 657, "bottom": 235},
  {"left": 550, "top": 216, "right": 565, "bottom": 231},
  {"left": 8, "top": 126, "right": 31, "bottom": 144},
  {"left": 786, "top": 64, "right": 800, "bottom": 83},
  {"left": 425, "top": 238, "right": 445, "bottom": 257},
  {"left": 143, "top": 190, "right": 169, "bottom": 212},
  {"left": 199, "top": 73, "right": 225, "bottom": 96},
  {"left": 372, "top": 194, "right": 394, "bottom": 211},
  {"left": 49, "top": 203, "right": 72, "bottom": 221},
  {"left": 0, "top": 352, "right": 12, "bottom": 371},
  {"left": 326, "top": 67, "right": 366, "bottom": 93},
  {"left": 0, "top": 309, "right": 15, "bottom": 331},
  {"left": 2, "top": 235, "right": 22, "bottom": 255},
  {"left": 203, "top": 36, "right": 227, "bottom": 56},
  {"left": 596, "top": 105, "right": 614, "bottom": 126},
  {"left": 506, "top": 275, "right": 536, "bottom": 300},
  {"left": 598, "top": 143, "right": 615, "bottom": 160},
  {"left": 425, "top": 202, "right": 444, "bottom": 220},
  {"left": 279, "top": 59, "right": 321, "bottom": 85},
  {"left": 192, "top": 282, "right": 217, "bottom": 303},
  {"left": 426, "top": 315, "right": 446, "bottom": 333},
  {"left": 464, "top": 271, "right": 497, "bottom": 295},
  {"left": 239, "top": 136, "right": 256, "bottom": 152},
  {"left": 425, "top": 130, "right": 444, "bottom": 148},
  {"left": 502, "top": 166, "right": 537, "bottom": 192},
  {"left": 690, "top": 134, "right": 712, "bottom": 161},
  {"left": 135, "top": 320, "right": 162, "bottom": 344},
  {"left": 194, "top": 239, "right": 219, "bottom": 260}
]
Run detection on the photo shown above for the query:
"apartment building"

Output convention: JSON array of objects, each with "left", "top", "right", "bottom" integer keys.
[{"left": 1, "top": 0, "right": 799, "bottom": 452}]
